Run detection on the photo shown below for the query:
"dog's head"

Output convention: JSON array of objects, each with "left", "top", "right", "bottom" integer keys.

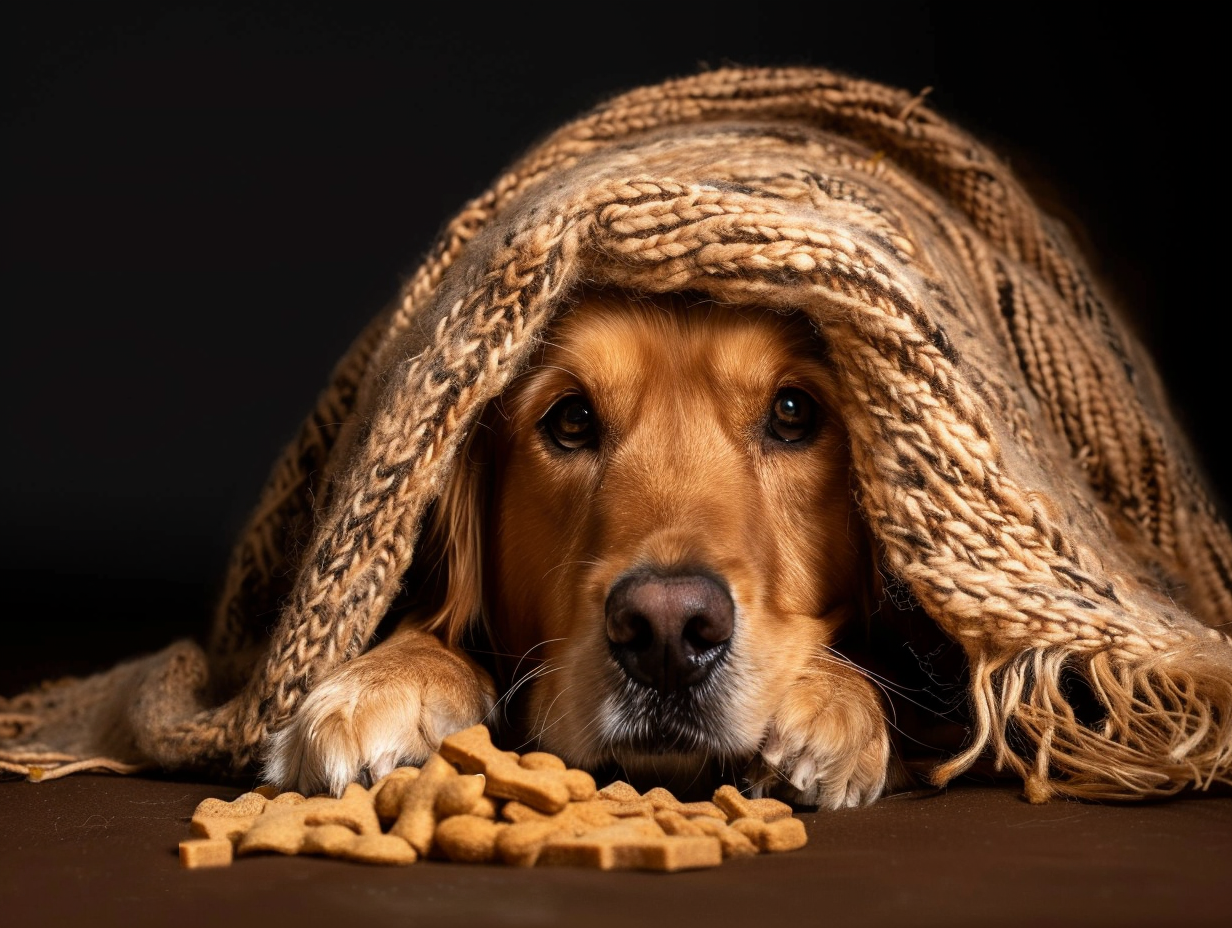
[{"left": 419, "top": 288, "right": 872, "bottom": 777}]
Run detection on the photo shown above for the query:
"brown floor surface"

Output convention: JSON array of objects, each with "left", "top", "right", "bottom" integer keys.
[{"left": 2, "top": 774, "right": 1228, "bottom": 928}]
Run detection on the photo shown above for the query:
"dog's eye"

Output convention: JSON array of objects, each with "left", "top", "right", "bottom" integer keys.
[
  {"left": 767, "top": 388, "right": 818, "bottom": 443},
  {"left": 543, "top": 395, "right": 598, "bottom": 450}
]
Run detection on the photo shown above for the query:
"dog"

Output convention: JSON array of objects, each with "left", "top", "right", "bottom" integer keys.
[{"left": 263, "top": 287, "right": 893, "bottom": 810}]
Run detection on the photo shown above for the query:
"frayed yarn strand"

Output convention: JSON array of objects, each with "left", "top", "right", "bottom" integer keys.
[{"left": 985, "top": 647, "right": 1232, "bottom": 800}]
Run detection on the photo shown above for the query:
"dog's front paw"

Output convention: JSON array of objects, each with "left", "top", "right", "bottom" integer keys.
[
  {"left": 746, "top": 662, "right": 889, "bottom": 810},
  {"left": 261, "top": 635, "right": 495, "bottom": 797}
]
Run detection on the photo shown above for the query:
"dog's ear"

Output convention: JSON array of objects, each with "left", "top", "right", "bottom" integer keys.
[{"left": 411, "top": 417, "right": 490, "bottom": 647}]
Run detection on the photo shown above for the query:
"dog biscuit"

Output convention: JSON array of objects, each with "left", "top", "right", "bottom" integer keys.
[
  {"left": 300, "top": 823, "right": 356, "bottom": 856},
  {"left": 536, "top": 819, "right": 723, "bottom": 872},
  {"left": 590, "top": 781, "right": 659, "bottom": 817},
  {"left": 301, "top": 824, "right": 417, "bottom": 865},
  {"left": 191, "top": 813, "right": 260, "bottom": 843},
  {"left": 236, "top": 807, "right": 310, "bottom": 855},
  {"left": 371, "top": 766, "right": 420, "bottom": 822},
  {"left": 206, "top": 791, "right": 313, "bottom": 847},
  {"left": 519, "top": 752, "right": 566, "bottom": 771},
  {"left": 434, "top": 814, "right": 506, "bottom": 863},
  {"left": 511, "top": 751, "right": 598, "bottom": 802},
  {"left": 438, "top": 724, "right": 572, "bottom": 812},
  {"left": 468, "top": 794, "right": 500, "bottom": 820},
  {"left": 712, "top": 784, "right": 794, "bottom": 823},
  {"left": 729, "top": 815, "right": 808, "bottom": 853},
  {"left": 301, "top": 782, "right": 382, "bottom": 834},
  {"left": 344, "top": 833, "right": 418, "bottom": 864},
  {"left": 434, "top": 772, "right": 487, "bottom": 818},
  {"left": 190, "top": 790, "right": 272, "bottom": 842},
  {"left": 596, "top": 780, "right": 641, "bottom": 802},
  {"left": 561, "top": 769, "right": 598, "bottom": 802},
  {"left": 388, "top": 753, "right": 460, "bottom": 854},
  {"left": 653, "top": 809, "right": 704, "bottom": 836},
  {"left": 194, "top": 791, "right": 269, "bottom": 818},
  {"left": 496, "top": 820, "right": 570, "bottom": 867},
  {"left": 179, "top": 837, "right": 234, "bottom": 869}
]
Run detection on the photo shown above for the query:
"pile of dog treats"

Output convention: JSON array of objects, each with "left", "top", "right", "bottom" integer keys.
[{"left": 179, "top": 723, "right": 806, "bottom": 872}]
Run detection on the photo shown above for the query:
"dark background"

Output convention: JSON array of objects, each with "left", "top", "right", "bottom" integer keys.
[{"left": 3, "top": 3, "right": 1225, "bottom": 694}]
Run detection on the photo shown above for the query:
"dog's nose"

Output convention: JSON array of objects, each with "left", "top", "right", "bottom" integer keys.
[{"left": 605, "top": 572, "right": 734, "bottom": 693}]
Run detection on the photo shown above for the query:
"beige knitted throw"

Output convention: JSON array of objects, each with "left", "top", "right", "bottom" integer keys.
[{"left": 3, "top": 67, "right": 1230, "bottom": 802}]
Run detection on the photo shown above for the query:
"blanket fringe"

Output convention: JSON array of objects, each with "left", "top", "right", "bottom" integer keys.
[
  {"left": 932, "top": 643, "right": 1232, "bottom": 800},
  {"left": 0, "top": 756, "right": 148, "bottom": 781}
]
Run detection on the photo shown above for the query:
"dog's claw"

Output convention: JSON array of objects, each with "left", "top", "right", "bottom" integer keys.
[{"left": 746, "top": 669, "right": 890, "bottom": 810}]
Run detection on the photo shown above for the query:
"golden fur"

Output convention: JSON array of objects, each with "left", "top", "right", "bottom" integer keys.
[{"left": 264, "top": 289, "right": 890, "bottom": 809}]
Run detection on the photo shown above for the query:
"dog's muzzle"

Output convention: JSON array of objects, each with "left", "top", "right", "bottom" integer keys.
[{"left": 605, "top": 571, "right": 733, "bottom": 694}]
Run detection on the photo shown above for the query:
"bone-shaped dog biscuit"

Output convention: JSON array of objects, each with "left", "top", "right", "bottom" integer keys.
[
  {"left": 236, "top": 810, "right": 311, "bottom": 856},
  {"left": 712, "top": 784, "right": 794, "bottom": 823},
  {"left": 518, "top": 752, "right": 566, "bottom": 771},
  {"left": 388, "top": 754, "right": 461, "bottom": 854},
  {"left": 729, "top": 815, "right": 808, "bottom": 853},
  {"left": 190, "top": 789, "right": 304, "bottom": 842},
  {"left": 439, "top": 724, "right": 585, "bottom": 812},
  {"left": 300, "top": 824, "right": 417, "bottom": 865},
  {"left": 194, "top": 791, "right": 269, "bottom": 818},
  {"left": 377, "top": 758, "right": 488, "bottom": 857}
]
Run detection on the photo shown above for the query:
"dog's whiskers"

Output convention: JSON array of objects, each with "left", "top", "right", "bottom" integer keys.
[
  {"left": 506, "top": 638, "right": 566, "bottom": 696},
  {"left": 816, "top": 644, "right": 962, "bottom": 715},
  {"left": 524, "top": 681, "right": 577, "bottom": 750},
  {"left": 812, "top": 646, "right": 964, "bottom": 752},
  {"left": 488, "top": 660, "right": 561, "bottom": 727}
]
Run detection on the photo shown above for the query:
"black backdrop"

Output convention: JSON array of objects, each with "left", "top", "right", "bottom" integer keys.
[{"left": 4, "top": 4, "right": 1226, "bottom": 694}]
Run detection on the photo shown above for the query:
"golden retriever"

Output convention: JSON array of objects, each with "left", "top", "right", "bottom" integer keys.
[{"left": 263, "top": 288, "right": 892, "bottom": 809}]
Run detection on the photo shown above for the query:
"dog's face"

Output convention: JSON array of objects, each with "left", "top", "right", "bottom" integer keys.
[
  {"left": 267, "top": 286, "right": 890, "bottom": 803},
  {"left": 474, "top": 289, "right": 868, "bottom": 777}
]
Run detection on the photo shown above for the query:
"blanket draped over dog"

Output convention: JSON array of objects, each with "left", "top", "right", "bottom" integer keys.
[{"left": 4, "top": 67, "right": 1230, "bottom": 801}]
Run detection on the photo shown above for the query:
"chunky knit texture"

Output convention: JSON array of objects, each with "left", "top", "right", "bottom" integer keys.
[{"left": 4, "top": 67, "right": 1230, "bottom": 801}]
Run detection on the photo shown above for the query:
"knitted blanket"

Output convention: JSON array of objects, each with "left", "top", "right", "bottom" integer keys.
[{"left": 3, "top": 67, "right": 1230, "bottom": 801}]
